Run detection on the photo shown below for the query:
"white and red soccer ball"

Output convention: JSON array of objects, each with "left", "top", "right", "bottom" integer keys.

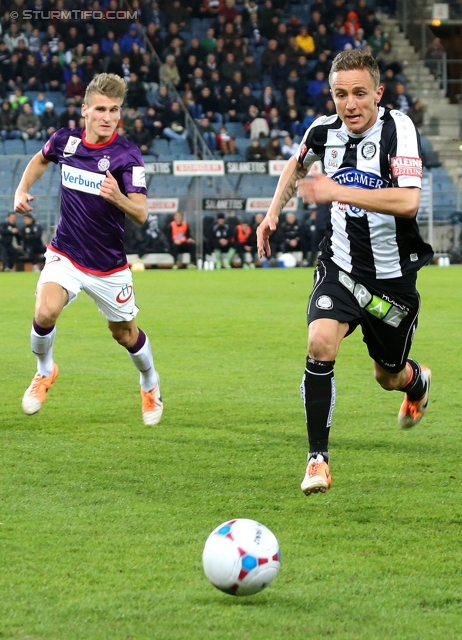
[{"left": 202, "top": 518, "right": 281, "bottom": 596}]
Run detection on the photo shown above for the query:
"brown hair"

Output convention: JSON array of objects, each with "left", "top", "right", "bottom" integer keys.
[
  {"left": 329, "top": 50, "right": 380, "bottom": 89},
  {"left": 84, "top": 73, "right": 127, "bottom": 105}
]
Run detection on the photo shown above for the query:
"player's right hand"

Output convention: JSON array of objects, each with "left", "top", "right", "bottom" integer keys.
[
  {"left": 14, "top": 192, "right": 34, "bottom": 214},
  {"left": 257, "top": 212, "right": 278, "bottom": 258}
]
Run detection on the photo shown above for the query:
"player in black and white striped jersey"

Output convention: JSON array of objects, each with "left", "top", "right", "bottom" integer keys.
[{"left": 257, "top": 50, "right": 433, "bottom": 496}]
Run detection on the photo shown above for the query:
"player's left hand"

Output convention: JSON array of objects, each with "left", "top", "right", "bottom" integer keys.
[
  {"left": 298, "top": 166, "right": 339, "bottom": 204},
  {"left": 99, "top": 170, "right": 123, "bottom": 205}
]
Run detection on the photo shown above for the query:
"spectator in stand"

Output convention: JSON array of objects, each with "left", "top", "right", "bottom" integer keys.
[
  {"left": 236, "top": 85, "right": 254, "bottom": 117},
  {"left": 17, "top": 102, "right": 42, "bottom": 141},
  {"left": 197, "top": 115, "right": 218, "bottom": 152},
  {"left": 221, "top": 0, "right": 239, "bottom": 23},
  {"left": 152, "top": 85, "right": 171, "bottom": 113},
  {"left": 159, "top": 54, "right": 181, "bottom": 89},
  {"left": 264, "top": 137, "right": 284, "bottom": 159},
  {"left": 354, "top": 0, "right": 370, "bottom": 25},
  {"left": 280, "top": 87, "right": 300, "bottom": 121},
  {"left": 33, "top": 92, "right": 47, "bottom": 117},
  {"left": 203, "top": 52, "right": 219, "bottom": 80},
  {"left": 333, "top": 25, "right": 355, "bottom": 53},
  {"left": 122, "top": 106, "right": 145, "bottom": 134},
  {"left": 407, "top": 99, "right": 425, "bottom": 129},
  {"left": 145, "top": 23, "right": 164, "bottom": 56},
  {"left": 296, "top": 26, "right": 316, "bottom": 56},
  {"left": 4, "top": 23, "right": 29, "bottom": 52},
  {"left": 313, "top": 85, "right": 332, "bottom": 113},
  {"left": 166, "top": 0, "right": 191, "bottom": 29},
  {"left": 36, "top": 43, "right": 52, "bottom": 66},
  {"left": 120, "top": 23, "right": 145, "bottom": 54},
  {"left": 101, "top": 30, "right": 117, "bottom": 56},
  {"left": 394, "top": 83, "right": 413, "bottom": 115},
  {"left": 59, "top": 103, "right": 80, "bottom": 130},
  {"left": 183, "top": 90, "right": 203, "bottom": 120},
  {"left": 127, "top": 117, "right": 152, "bottom": 155},
  {"left": 200, "top": 0, "right": 224, "bottom": 18},
  {"left": 0, "top": 212, "right": 23, "bottom": 271},
  {"left": 22, "top": 54, "right": 41, "bottom": 91},
  {"left": 233, "top": 219, "right": 255, "bottom": 268},
  {"left": 186, "top": 37, "right": 208, "bottom": 65},
  {"left": 200, "top": 27, "right": 217, "bottom": 53},
  {"left": 220, "top": 52, "right": 240, "bottom": 83},
  {"left": 267, "top": 106, "right": 288, "bottom": 138},
  {"left": 308, "top": 9, "right": 323, "bottom": 34},
  {"left": 65, "top": 73, "right": 86, "bottom": 106},
  {"left": 362, "top": 10, "right": 380, "bottom": 39},
  {"left": 307, "top": 70, "right": 328, "bottom": 101},
  {"left": 230, "top": 69, "right": 244, "bottom": 97},
  {"left": 271, "top": 52, "right": 292, "bottom": 91},
  {"left": 380, "top": 67, "right": 400, "bottom": 105},
  {"left": 168, "top": 211, "right": 197, "bottom": 268},
  {"left": 126, "top": 72, "right": 149, "bottom": 108},
  {"left": 259, "top": 85, "right": 277, "bottom": 116},
  {"left": 20, "top": 214, "right": 45, "bottom": 272},
  {"left": 41, "top": 54, "right": 64, "bottom": 92},
  {"left": 80, "top": 54, "right": 100, "bottom": 85},
  {"left": 282, "top": 135, "right": 298, "bottom": 159},
  {"left": 0, "top": 100, "right": 21, "bottom": 140},
  {"left": 143, "top": 106, "right": 164, "bottom": 140},
  {"left": 162, "top": 100, "right": 189, "bottom": 141},
  {"left": 9, "top": 86, "right": 29, "bottom": 112},
  {"left": 286, "top": 108, "right": 303, "bottom": 137},
  {"left": 314, "top": 24, "right": 333, "bottom": 56},
  {"left": 345, "top": 11, "right": 361, "bottom": 37},
  {"left": 367, "top": 25, "right": 387, "bottom": 55},
  {"left": 3, "top": 52, "right": 24, "bottom": 90},
  {"left": 40, "top": 101, "right": 59, "bottom": 140},
  {"left": 163, "top": 23, "right": 185, "bottom": 53},
  {"left": 261, "top": 39, "right": 280, "bottom": 71},
  {"left": 217, "top": 126, "right": 236, "bottom": 155},
  {"left": 301, "top": 209, "right": 319, "bottom": 267},
  {"left": 63, "top": 60, "right": 83, "bottom": 85},
  {"left": 280, "top": 212, "right": 303, "bottom": 255},
  {"left": 244, "top": 104, "right": 270, "bottom": 139},
  {"left": 353, "top": 27, "right": 367, "bottom": 50},
  {"left": 197, "top": 85, "right": 221, "bottom": 123},
  {"left": 246, "top": 138, "right": 268, "bottom": 160},
  {"left": 212, "top": 212, "right": 234, "bottom": 269},
  {"left": 376, "top": 41, "right": 401, "bottom": 75},
  {"left": 139, "top": 52, "right": 159, "bottom": 92}
]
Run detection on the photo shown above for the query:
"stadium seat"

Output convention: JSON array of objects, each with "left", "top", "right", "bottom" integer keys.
[
  {"left": 25, "top": 139, "right": 44, "bottom": 155},
  {"left": 4, "top": 139, "right": 26, "bottom": 154}
]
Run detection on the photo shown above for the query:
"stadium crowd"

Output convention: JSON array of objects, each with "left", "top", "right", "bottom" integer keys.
[
  {"left": 0, "top": 0, "right": 421, "bottom": 153},
  {"left": 0, "top": 0, "right": 425, "bottom": 269}
]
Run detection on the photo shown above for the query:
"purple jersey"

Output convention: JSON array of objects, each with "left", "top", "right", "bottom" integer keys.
[{"left": 42, "top": 128, "right": 147, "bottom": 274}]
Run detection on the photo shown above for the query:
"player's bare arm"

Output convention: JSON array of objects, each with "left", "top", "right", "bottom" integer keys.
[
  {"left": 14, "top": 151, "right": 51, "bottom": 214},
  {"left": 257, "top": 155, "right": 308, "bottom": 257},
  {"left": 99, "top": 170, "right": 148, "bottom": 224},
  {"left": 298, "top": 169, "right": 420, "bottom": 218}
]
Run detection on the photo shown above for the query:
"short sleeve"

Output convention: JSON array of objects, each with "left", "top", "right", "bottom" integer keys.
[
  {"left": 295, "top": 115, "right": 326, "bottom": 168},
  {"left": 42, "top": 131, "right": 60, "bottom": 164},
  {"left": 388, "top": 111, "right": 422, "bottom": 189},
  {"left": 122, "top": 146, "right": 148, "bottom": 195}
]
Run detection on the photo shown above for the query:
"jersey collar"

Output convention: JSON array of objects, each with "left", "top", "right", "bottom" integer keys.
[{"left": 82, "top": 130, "right": 117, "bottom": 148}]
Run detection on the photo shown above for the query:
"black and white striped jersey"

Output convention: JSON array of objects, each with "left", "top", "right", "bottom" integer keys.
[{"left": 296, "top": 107, "right": 433, "bottom": 289}]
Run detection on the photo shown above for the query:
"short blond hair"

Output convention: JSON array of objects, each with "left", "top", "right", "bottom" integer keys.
[
  {"left": 84, "top": 73, "right": 127, "bottom": 105},
  {"left": 329, "top": 50, "right": 380, "bottom": 89}
]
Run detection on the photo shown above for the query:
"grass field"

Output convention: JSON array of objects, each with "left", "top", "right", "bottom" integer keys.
[{"left": 1, "top": 266, "right": 461, "bottom": 640}]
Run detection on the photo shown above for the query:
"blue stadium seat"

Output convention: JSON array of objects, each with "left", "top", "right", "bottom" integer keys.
[
  {"left": 25, "top": 139, "right": 44, "bottom": 155},
  {"left": 4, "top": 139, "right": 26, "bottom": 154}
]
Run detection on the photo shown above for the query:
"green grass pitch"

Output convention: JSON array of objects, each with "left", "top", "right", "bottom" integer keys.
[{"left": 1, "top": 266, "right": 461, "bottom": 640}]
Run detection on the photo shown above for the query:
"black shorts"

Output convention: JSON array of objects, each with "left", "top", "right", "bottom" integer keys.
[{"left": 308, "top": 260, "right": 420, "bottom": 373}]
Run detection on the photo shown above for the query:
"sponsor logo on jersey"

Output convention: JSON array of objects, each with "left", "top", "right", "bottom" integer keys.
[
  {"left": 61, "top": 164, "right": 104, "bottom": 194},
  {"left": 361, "top": 142, "right": 377, "bottom": 159},
  {"left": 132, "top": 166, "right": 146, "bottom": 188},
  {"left": 298, "top": 142, "right": 308, "bottom": 162},
  {"left": 116, "top": 285, "right": 133, "bottom": 304},
  {"left": 98, "top": 157, "right": 110, "bottom": 172},
  {"left": 333, "top": 168, "right": 388, "bottom": 189},
  {"left": 316, "top": 295, "right": 333, "bottom": 310},
  {"left": 63, "top": 136, "right": 82, "bottom": 157},
  {"left": 390, "top": 156, "right": 423, "bottom": 178}
]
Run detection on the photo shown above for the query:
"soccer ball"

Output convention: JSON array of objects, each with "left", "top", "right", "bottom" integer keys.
[{"left": 202, "top": 518, "right": 281, "bottom": 596}]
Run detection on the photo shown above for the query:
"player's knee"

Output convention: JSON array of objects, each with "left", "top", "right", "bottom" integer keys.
[
  {"left": 35, "top": 306, "right": 59, "bottom": 327},
  {"left": 111, "top": 327, "right": 131, "bottom": 348},
  {"left": 308, "top": 334, "right": 337, "bottom": 361}
]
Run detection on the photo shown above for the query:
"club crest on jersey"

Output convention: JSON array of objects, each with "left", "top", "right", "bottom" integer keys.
[
  {"left": 316, "top": 295, "right": 333, "bottom": 310},
  {"left": 361, "top": 142, "right": 376, "bottom": 159},
  {"left": 98, "top": 157, "right": 110, "bottom": 172},
  {"left": 63, "top": 136, "right": 81, "bottom": 157}
]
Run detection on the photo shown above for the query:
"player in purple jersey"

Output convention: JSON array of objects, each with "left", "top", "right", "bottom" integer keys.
[
  {"left": 14, "top": 74, "right": 163, "bottom": 426},
  {"left": 257, "top": 51, "right": 432, "bottom": 496}
]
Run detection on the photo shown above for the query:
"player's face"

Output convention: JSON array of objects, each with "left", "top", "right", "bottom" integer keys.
[
  {"left": 330, "top": 68, "right": 383, "bottom": 135},
  {"left": 81, "top": 93, "right": 122, "bottom": 143}
]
